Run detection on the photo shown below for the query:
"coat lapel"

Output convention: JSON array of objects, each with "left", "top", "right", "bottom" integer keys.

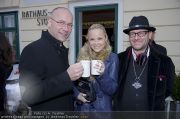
[
  {"left": 118, "top": 49, "right": 131, "bottom": 87},
  {"left": 147, "top": 49, "right": 160, "bottom": 110}
]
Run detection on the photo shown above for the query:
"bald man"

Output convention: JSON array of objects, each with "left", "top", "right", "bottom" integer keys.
[{"left": 19, "top": 7, "right": 83, "bottom": 111}]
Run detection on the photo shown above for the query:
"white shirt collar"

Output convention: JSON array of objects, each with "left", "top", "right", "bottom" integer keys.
[{"left": 132, "top": 46, "right": 150, "bottom": 60}]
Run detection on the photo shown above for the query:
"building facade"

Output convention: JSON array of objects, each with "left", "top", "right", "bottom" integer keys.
[{"left": 0, "top": 0, "right": 180, "bottom": 73}]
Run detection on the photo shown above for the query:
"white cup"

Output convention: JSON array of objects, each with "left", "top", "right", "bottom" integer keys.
[
  {"left": 80, "top": 60, "right": 90, "bottom": 77},
  {"left": 91, "top": 60, "right": 101, "bottom": 75}
]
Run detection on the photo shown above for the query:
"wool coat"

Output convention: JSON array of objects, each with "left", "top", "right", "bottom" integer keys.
[
  {"left": 113, "top": 46, "right": 175, "bottom": 111},
  {"left": 151, "top": 41, "right": 167, "bottom": 56},
  {"left": 19, "top": 31, "right": 74, "bottom": 111}
]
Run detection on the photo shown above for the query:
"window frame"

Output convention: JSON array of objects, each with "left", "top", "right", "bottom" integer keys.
[{"left": 0, "top": 11, "right": 19, "bottom": 61}]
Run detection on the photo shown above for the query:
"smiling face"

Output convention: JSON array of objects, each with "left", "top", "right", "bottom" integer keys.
[
  {"left": 47, "top": 8, "right": 73, "bottom": 42},
  {"left": 87, "top": 28, "right": 107, "bottom": 53},
  {"left": 129, "top": 29, "right": 152, "bottom": 54}
]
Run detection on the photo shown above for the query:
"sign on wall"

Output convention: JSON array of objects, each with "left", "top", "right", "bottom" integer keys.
[{"left": 21, "top": 9, "right": 48, "bottom": 26}]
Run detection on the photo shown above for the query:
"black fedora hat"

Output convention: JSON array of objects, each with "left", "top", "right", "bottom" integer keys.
[{"left": 123, "top": 15, "right": 156, "bottom": 34}]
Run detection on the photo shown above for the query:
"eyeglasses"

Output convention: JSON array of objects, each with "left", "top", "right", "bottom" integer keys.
[
  {"left": 129, "top": 31, "right": 149, "bottom": 38},
  {"left": 50, "top": 18, "right": 73, "bottom": 29}
]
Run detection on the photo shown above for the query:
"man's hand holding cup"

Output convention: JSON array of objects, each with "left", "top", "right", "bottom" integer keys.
[{"left": 67, "top": 62, "right": 84, "bottom": 81}]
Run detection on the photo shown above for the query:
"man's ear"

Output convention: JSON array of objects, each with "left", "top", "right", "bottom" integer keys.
[
  {"left": 47, "top": 17, "right": 51, "bottom": 28},
  {"left": 148, "top": 31, "right": 153, "bottom": 41}
]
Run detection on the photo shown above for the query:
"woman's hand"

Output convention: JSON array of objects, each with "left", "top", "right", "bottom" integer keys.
[
  {"left": 77, "top": 93, "right": 90, "bottom": 103},
  {"left": 96, "top": 60, "right": 105, "bottom": 74}
]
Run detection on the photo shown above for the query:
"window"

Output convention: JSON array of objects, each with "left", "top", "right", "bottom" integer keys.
[
  {"left": 74, "top": 4, "right": 118, "bottom": 57},
  {"left": 4, "top": 15, "right": 15, "bottom": 28},
  {"left": 69, "top": 0, "right": 123, "bottom": 64},
  {"left": 0, "top": 12, "right": 19, "bottom": 62}
]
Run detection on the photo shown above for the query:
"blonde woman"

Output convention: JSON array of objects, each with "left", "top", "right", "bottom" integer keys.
[{"left": 74, "top": 24, "right": 119, "bottom": 112}]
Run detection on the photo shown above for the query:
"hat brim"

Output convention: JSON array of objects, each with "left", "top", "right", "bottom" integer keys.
[{"left": 123, "top": 26, "right": 156, "bottom": 34}]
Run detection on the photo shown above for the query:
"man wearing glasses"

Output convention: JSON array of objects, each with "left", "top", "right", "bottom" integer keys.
[
  {"left": 19, "top": 7, "right": 84, "bottom": 111},
  {"left": 113, "top": 16, "right": 175, "bottom": 117}
]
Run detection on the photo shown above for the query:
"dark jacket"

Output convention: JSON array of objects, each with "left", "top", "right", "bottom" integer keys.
[
  {"left": 151, "top": 41, "right": 167, "bottom": 55},
  {"left": 0, "top": 63, "right": 12, "bottom": 112},
  {"left": 113, "top": 46, "right": 175, "bottom": 111},
  {"left": 19, "top": 31, "right": 73, "bottom": 111}
]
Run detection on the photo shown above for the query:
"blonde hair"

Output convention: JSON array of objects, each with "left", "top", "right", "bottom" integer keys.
[{"left": 77, "top": 24, "right": 112, "bottom": 62}]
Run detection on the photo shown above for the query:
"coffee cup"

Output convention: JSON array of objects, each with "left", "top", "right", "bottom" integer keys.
[
  {"left": 91, "top": 60, "right": 101, "bottom": 75},
  {"left": 80, "top": 60, "right": 90, "bottom": 77}
]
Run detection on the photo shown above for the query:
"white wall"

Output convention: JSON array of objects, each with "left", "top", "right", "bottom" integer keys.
[{"left": 0, "top": 0, "right": 19, "bottom": 8}]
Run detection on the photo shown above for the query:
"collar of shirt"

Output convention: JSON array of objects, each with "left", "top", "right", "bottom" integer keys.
[{"left": 132, "top": 46, "right": 150, "bottom": 61}]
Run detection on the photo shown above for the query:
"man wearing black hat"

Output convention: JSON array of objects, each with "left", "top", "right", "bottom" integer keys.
[{"left": 113, "top": 16, "right": 175, "bottom": 113}]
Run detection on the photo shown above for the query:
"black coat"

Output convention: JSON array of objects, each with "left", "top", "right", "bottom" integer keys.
[
  {"left": 0, "top": 63, "right": 12, "bottom": 112},
  {"left": 113, "top": 46, "right": 175, "bottom": 111},
  {"left": 151, "top": 41, "right": 167, "bottom": 55},
  {"left": 19, "top": 31, "right": 74, "bottom": 111}
]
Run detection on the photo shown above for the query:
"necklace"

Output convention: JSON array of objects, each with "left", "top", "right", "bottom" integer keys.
[{"left": 132, "top": 59, "right": 148, "bottom": 89}]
